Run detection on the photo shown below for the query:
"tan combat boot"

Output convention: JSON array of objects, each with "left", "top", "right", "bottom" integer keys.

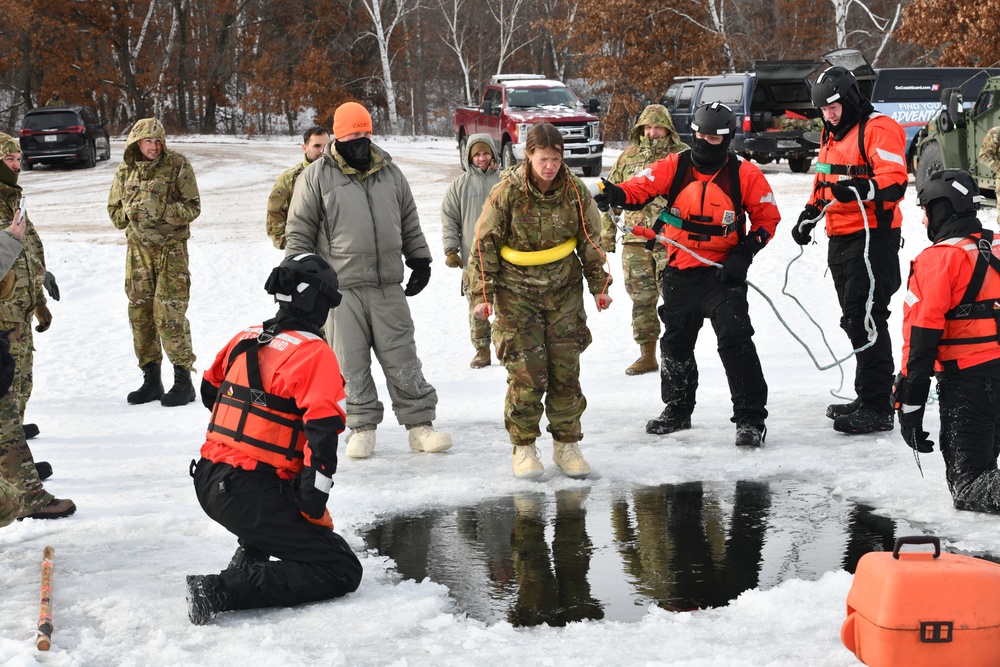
[
  {"left": 470, "top": 347, "right": 491, "bottom": 369},
  {"left": 626, "top": 341, "right": 659, "bottom": 376},
  {"left": 511, "top": 444, "right": 544, "bottom": 479},
  {"left": 553, "top": 441, "right": 591, "bottom": 478}
]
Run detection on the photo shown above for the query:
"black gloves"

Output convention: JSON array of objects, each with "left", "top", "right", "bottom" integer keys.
[
  {"left": 593, "top": 178, "right": 627, "bottom": 212},
  {"left": 830, "top": 179, "right": 873, "bottom": 203},
  {"left": 295, "top": 466, "right": 333, "bottom": 528},
  {"left": 43, "top": 271, "right": 59, "bottom": 301},
  {"left": 0, "top": 330, "right": 14, "bottom": 397},
  {"left": 404, "top": 257, "right": 431, "bottom": 297},
  {"left": 720, "top": 229, "right": 769, "bottom": 284},
  {"left": 720, "top": 243, "right": 753, "bottom": 284},
  {"left": 892, "top": 372, "right": 934, "bottom": 453},
  {"left": 792, "top": 205, "right": 822, "bottom": 245}
]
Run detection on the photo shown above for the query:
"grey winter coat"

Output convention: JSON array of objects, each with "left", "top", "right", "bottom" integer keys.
[
  {"left": 0, "top": 232, "right": 22, "bottom": 277},
  {"left": 285, "top": 141, "right": 431, "bottom": 289},
  {"left": 441, "top": 133, "right": 500, "bottom": 262}
]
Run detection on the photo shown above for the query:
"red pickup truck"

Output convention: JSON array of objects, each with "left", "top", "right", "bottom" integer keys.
[{"left": 453, "top": 74, "right": 604, "bottom": 177}]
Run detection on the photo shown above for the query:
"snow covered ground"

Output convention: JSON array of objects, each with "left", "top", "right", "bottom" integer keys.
[{"left": 0, "top": 134, "right": 995, "bottom": 666}]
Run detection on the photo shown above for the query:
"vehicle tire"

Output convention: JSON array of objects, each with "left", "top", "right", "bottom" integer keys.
[
  {"left": 458, "top": 135, "right": 468, "bottom": 172},
  {"left": 582, "top": 163, "right": 602, "bottom": 177},
  {"left": 502, "top": 141, "right": 516, "bottom": 170},
  {"left": 22, "top": 158, "right": 33, "bottom": 171},
  {"left": 915, "top": 140, "right": 943, "bottom": 191},
  {"left": 756, "top": 156, "right": 773, "bottom": 165},
  {"left": 85, "top": 141, "right": 97, "bottom": 168},
  {"left": 787, "top": 157, "right": 811, "bottom": 174},
  {"left": 102, "top": 138, "right": 112, "bottom": 161}
]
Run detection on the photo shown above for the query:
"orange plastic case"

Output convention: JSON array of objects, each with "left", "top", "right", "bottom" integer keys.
[{"left": 842, "top": 536, "right": 1000, "bottom": 666}]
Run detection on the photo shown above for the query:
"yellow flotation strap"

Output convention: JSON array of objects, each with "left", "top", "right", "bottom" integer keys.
[{"left": 500, "top": 238, "right": 577, "bottom": 266}]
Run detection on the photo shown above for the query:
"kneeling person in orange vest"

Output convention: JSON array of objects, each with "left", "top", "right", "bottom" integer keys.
[
  {"left": 186, "top": 253, "right": 363, "bottom": 624},
  {"left": 895, "top": 170, "right": 1000, "bottom": 514}
]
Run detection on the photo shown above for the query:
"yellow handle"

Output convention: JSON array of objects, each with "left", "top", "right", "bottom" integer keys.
[{"left": 500, "top": 238, "right": 577, "bottom": 266}]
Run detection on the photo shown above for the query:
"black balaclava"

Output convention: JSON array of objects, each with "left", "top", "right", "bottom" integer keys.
[
  {"left": 0, "top": 161, "right": 18, "bottom": 187},
  {"left": 336, "top": 137, "right": 372, "bottom": 172},
  {"left": 926, "top": 198, "right": 982, "bottom": 243},
  {"left": 691, "top": 137, "right": 730, "bottom": 173},
  {"left": 827, "top": 88, "right": 875, "bottom": 142}
]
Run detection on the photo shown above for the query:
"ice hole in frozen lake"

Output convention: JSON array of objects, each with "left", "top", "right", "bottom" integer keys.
[{"left": 360, "top": 479, "right": 936, "bottom": 627}]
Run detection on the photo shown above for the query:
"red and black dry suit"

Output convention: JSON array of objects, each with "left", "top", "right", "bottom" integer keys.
[
  {"left": 902, "top": 215, "right": 1000, "bottom": 513},
  {"left": 807, "top": 111, "right": 908, "bottom": 414},
  {"left": 192, "top": 319, "right": 362, "bottom": 612},
  {"left": 616, "top": 151, "right": 780, "bottom": 426}
]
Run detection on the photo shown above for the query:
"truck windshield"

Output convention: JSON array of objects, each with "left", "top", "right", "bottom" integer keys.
[{"left": 506, "top": 87, "right": 578, "bottom": 109}]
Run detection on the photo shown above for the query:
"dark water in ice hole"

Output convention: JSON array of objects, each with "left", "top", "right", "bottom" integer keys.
[{"left": 360, "top": 479, "right": 966, "bottom": 627}]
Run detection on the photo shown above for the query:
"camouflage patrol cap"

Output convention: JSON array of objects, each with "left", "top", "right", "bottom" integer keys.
[{"left": 0, "top": 133, "right": 20, "bottom": 160}]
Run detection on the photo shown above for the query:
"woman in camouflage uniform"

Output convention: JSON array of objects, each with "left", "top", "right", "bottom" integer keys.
[{"left": 467, "top": 123, "right": 612, "bottom": 479}]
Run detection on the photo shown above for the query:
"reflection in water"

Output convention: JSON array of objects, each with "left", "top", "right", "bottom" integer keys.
[
  {"left": 360, "top": 480, "right": 914, "bottom": 627},
  {"left": 611, "top": 481, "right": 771, "bottom": 611}
]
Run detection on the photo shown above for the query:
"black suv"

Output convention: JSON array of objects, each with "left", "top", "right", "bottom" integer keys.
[
  {"left": 18, "top": 106, "right": 111, "bottom": 170},
  {"left": 660, "top": 62, "right": 824, "bottom": 173}
]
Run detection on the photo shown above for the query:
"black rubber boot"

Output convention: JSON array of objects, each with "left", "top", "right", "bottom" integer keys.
[
  {"left": 35, "top": 461, "right": 53, "bottom": 481},
  {"left": 186, "top": 574, "right": 227, "bottom": 625},
  {"left": 735, "top": 420, "right": 767, "bottom": 448},
  {"left": 833, "top": 406, "right": 894, "bottom": 434},
  {"left": 826, "top": 398, "right": 861, "bottom": 420},
  {"left": 646, "top": 407, "right": 692, "bottom": 435},
  {"left": 127, "top": 363, "right": 164, "bottom": 405},
  {"left": 23, "top": 423, "right": 39, "bottom": 439},
  {"left": 161, "top": 365, "right": 196, "bottom": 407}
]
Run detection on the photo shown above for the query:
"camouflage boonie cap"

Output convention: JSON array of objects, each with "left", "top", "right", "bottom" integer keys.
[
  {"left": 631, "top": 104, "right": 679, "bottom": 143},
  {"left": 0, "top": 133, "right": 20, "bottom": 160}
]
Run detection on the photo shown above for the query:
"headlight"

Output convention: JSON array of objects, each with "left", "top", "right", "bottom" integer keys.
[
  {"left": 517, "top": 123, "right": 529, "bottom": 144},
  {"left": 588, "top": 121, "right": 600, "bottom": 140}
]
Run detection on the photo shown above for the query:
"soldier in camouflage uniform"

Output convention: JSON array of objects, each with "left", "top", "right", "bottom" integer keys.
[
  {"left": 266, "top": 126, "right": 330, "bottom": 249},
  {"left": 0, "top": 134, "right": 54, "bottom": 442},
  {"left": 978, "top": 125, "right": 1000, "bottom": 225},
  {"left": 108, "top": 118, "right": 201, "bottom": 407},
  {"left": 601, "top": 105, "right": 688, "bottom": 376},
  {"left": 0, "top": 169, "right": 75, "bottom": 522},
  {"left": 467, "top": 123, "right": 612, "bottom": 480},
  {"left": 441, "top": 133, "right": 501, "bottom": 368}
]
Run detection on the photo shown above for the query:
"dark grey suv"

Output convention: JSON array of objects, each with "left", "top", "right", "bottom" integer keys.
[{"left": 18, "top": 106, "right": 111, "bottom": 170}]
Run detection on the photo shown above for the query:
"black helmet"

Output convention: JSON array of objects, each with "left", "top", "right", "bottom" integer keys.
[
  {"left": 916, "top": 169, "right": 982, "bottom": 214},
  {"left": 264, "top": 253, "right": 342, "bottom": 325},
  {"left": 811, "top": 66, "right": 861, "bottom": 109},
  {"left": 691, "top": 102, "right": 737, "bottom": 137}
]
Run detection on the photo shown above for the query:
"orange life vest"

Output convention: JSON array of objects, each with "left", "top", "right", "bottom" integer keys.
[
  {"left": 657, "top": 152, "right": 745, "bottom": 257},
  {"left": 206, "top": 325, "right": 311, "bottom": 472},
  {"left": 938, "top": 230, "right": 1000, "bottom": 370}
]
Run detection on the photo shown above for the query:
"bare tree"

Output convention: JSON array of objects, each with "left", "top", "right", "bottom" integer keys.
[
  {"left": 830, "top": 0, "right": 902, "bottom": 62},
  {"left": 492, "top": 0, "right": 529, "bottom": 75},
  {"left": 437, "top": 0, "right": 474, "bottom": 102},
  {"left": 359, "top": 0, "right": 421, "bottom": 134}
]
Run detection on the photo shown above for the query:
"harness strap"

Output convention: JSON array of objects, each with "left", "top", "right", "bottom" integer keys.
[
  {"left": 208, "top": 322, "right": 305, "bottom": 460},
  {"left": 660, "top": 152, "right": 746, "bottom": 241}
]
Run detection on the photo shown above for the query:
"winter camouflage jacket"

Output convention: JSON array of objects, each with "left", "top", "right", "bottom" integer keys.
[
  {"left": 601, "top": 104, "right": 688, "bottom": 250},
  {"left": 107, "top": 118, "right": 201, "bottom": 245},
  {"left": 0, "top": 180, "right": 46, "bottom": 324},
  {"left": 441, "top": 133, "right": 501, "bottom": 262},
  {"left": 466, "top": 163, "right": 610, "bottom": 311},
  {"left": 284, "top": 141, "right": 430, "bottom": 290},
  {"left": 266, "top": 157, "right": 310, "bottom": 250}
]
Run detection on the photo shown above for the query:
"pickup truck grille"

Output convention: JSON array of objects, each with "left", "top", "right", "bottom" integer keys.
[{"left": 551, "top": 122, "right": 592, "bottom": 144}]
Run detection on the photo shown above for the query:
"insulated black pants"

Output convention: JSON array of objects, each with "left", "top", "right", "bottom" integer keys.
[
  {"left": 192, "top": 458, "right": 363, "bottom": 611},
  {"left": 937, "top": 373, "right": 1000, "bottom": 514},
  {"left": 828, "top": 228, "right": 901, "bottom": 413},
  {"left": 658, "top": 267, "right": 767, "bottom": 424}
]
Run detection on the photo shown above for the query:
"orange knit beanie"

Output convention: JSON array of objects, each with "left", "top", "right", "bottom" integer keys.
[{"left": 333, "top": 102, "right": 373, "bottom": 139}]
